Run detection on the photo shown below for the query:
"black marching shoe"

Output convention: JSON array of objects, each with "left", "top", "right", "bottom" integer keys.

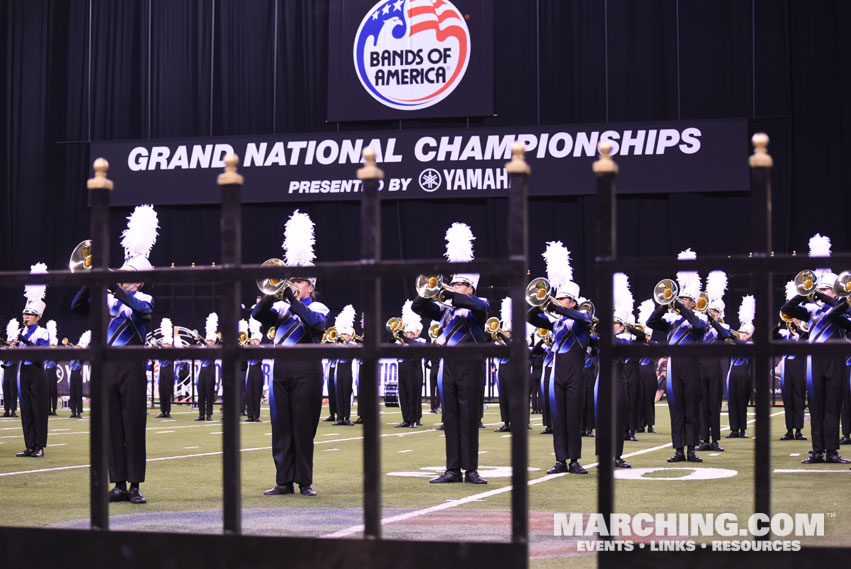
[
  {"left": 710, "top": 441, "right": 725, "bottom": 452},
  {"left": 354, "top": 417, "right": 364, "bottom": 424},
  {"left": 31, "top": 447, "right": 44, "bottom": 458},
  {"left": 779, "top": 431, "right": 794, "bottom": 441},
  {"left": 264, "top": 483, "right": 295, "bottom": 495},
  {"left": 696, "top": 442, "right": 713, "bottom": 452},
  {"left": 647, "top": 426, "right": 656, "bottom": 433},
  {"left": 108, "top": 486, "right": 129, "bottom": 502},
  {"left": 464, "top": 470, "right": 488, "bottom": 484},
  {"left": 546, "top": 461, "right": 568, "bottom": 474},
  {"left": 667, "top": 450, "right": 686, "bottom": 463},
  {"left": 541, "top": 426, "right": 553, "bottom": 435},
  {"left": 2, "top": 411, "right": 8, "bottom": 417},
  {"left": 795, "top": 430, "right": 807, "bottom": 441},
  {"left": 299, "top": 485, "right": 317, "bottom": 497},
  {"left": 128, "top": 488, "right": 146, "bottom": 504},
  {"left": 825, "top": 451, "right": 851, "bottom": 464},
  {"left": 10, "top": 411, "right": 17, "bottom": 417},
  {"left": 636, "top": 426, "right": 646, "bottom": 433},
  {"left": 436, "top": 424, "right": 445, "bottom": 431},
  {"left": 628, "top": 431, "right": 638, "bottom": 442},
  {"left": 739, "top": 430, "right": 748, "bottom": 439},
  {"left": 567, "top": 461, "right": 588, "bottom": 474},
  {"left": 16, "top": 448, "right": 33, "bottom": 457},
  {"left": 801, "top": 452, "right": 824, "bottom": 464},
  {"left": 156, "top": 413, "right": 167, "bottom": 418},
  {"left": 614, "top": 458, "right": 631, "bottom": 468},
  {"left": 686, "top": 450, "right": 702, "bottom": 463},
  {"left": 839, "top": 436, "right": 851, "bottom": 446},
  {"left": 322, "top": 416, "right": 336, "bottom": 422},
  {"left": 479, "top": 422, "right": 485, "bottom": 429},
  {"left": 395, "top": 421, "right": 411, "bottom": 428},
  {"left": 195, "top": 416, "right": 206, "bottom": 421},
  {"left": 430, "top": 470, "right": 463, "bottom": 483},
  {"left": 341, "top": 419, "right": 354, "bottom": 426},
  {"left": 494, "top": 424, "right": 511, "bottom": 433},
  {"left": 726, "top": 430, "right": 740, "bottom": 439}
]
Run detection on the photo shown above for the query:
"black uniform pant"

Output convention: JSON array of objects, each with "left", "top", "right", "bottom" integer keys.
[
  {"left": 540, "top": 365, "right": 553, "bottom": 428},
  {"left": 334, "top": 361, "right": 354, "bottom": 421},
  {"left": 104, "top": 360, "right": 147, "bottom": 483},
  {"left": 583, "top": 362, "right": 597, "bottom": 431},
  {"left": 270, "top": 360, "right": 322, "bottom": 486},
  {"left": 197, "top": 365, "right": 215, "bottom": 419},
  {"left": 3, "top": 369, "right": 17, "bottom": 412},
  {"left": 781, "top": 355, "right": 806, "bottom": 432},
  {"left": 638, "top": 362, "right": 656, "bottom": 427},
  {"left": 699, "top": 358, "right": 724, "bottom": 442},
  {"left": 551, "top": 350, "right": 585, "bottom": 462},
  {"left": 46, "top": 366, "right": 58, "bottom": 413},
  {"left": 245, "top": 362, "right": 264, "bottom": 419},
  {"left": 69, "top": 369, "right": 84, "bottom": 415},
  {"left": 325, "top": 363, "right": 337, "bottom": 419},
  {"left": 596, "top": 369, "right": 627, "bottom": 459},
  {"left": 530, "top": 354, "right": 543, "bottom": 414},
  {"left": 623, "top": 360, "right": 640, "bottom": 433},
  {"left": 18, "top": 364, "right": 48, "bottom": 450},
  {"left": 666, "top": 356, "right": 700, "bottom": 449},
  {"left": 398, "top": 359, "right": 422, "bottom": 424},
  {"left": 807, "top": 355, "right": 844, "bottom": 453},
  {"left": 428, "top": 358, "right": 440, "bottom": 411},
  {"left": 727, "top": 364, "right": 752, "bottom": 433},
  {"left": 496, "top": 361, "right": 510, "bottom": 424},
  {"left": 840, "top": 362, "right": 851, "bottom": 437},
  {"left": 438, "top": 359, "right": 482, "bottom": 472},
  {"left": 159, "top": 363, "right": 173, "bottom": 415}
]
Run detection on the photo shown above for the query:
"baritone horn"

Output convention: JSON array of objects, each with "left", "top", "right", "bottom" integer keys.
[
  {"left": 833, "top": 270, "right": 851, "bottom": 298},
  {"left": 257, "top": 258, "right": 300, "bottom": 299},
  {"left": 69, "top": 240, "right": 93, "bottom": 272},
  {"left": 415, "top": 274, "right": 453, "bottom": 304},
  {"left": 323, "top": 327, "right": 340, "bottom": 344}
]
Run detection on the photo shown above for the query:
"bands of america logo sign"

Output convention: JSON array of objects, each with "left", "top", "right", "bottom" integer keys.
[{"left": 353, "top": 0, "right": 471, "bottom": 111}]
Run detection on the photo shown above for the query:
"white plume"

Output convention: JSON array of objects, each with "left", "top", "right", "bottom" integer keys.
[
  {"left": 738, "top": 295, "right": 756, "bottom": 326},
  {"left": 46, "top": 320, "right": 58, "bottom": 345},
  {"left": 613, "top": 272, "right": 634, "bottom": 320},
  {"left": 238, "top": 319, "right": 248, "bottom": 334},
  {"left": 542, "top": 241, "right": 572, "bottom": 288},
  {"left": 205, "top": 313, "right": 219, "bottom": 341},
  {"left": 706, "top": 270, "right": 728, "bottom": 301},
  {"left": 121, "top": 205, "right": 159, "bottom": 260},
  {"left": 249, "top": 317, "right": 262, "bottom": 340},
  {"left": 785, "top": 280, "right": 797, "bottom": 301},
  {"left": 637, "top": 299, "right": 655, "bottom": 326},
  {"left": 283, "top": 210, "right": 316, "bottom": 266},
  {"left": 500, "top": 297, "right": 512, "bottom": 323},
  {"left": 160, "top": 318, "right": 174, "bottom": 344},
  {"left": 6, "top": 318, "right": 20, "bottom": 342},
  {"left": 676, "top": 248, "right": 700, "bottom": 293},
  {"left": 78, "top": 330, "right": 91, "bottom": 348},
  {"left": 335, "top": 304, "right": 357, "bottom": 331},
  {"left": 444, "top": 222, "right": 475, "bottom": 263},
  {"left": 808, "top": 233, "right": 831, "bottom": 258},
  {"left": 402, "top": 299, "right": 421, "bottom": 329},
  {"left": 24, "top": 262, "right": 48, "bottom": 303}
]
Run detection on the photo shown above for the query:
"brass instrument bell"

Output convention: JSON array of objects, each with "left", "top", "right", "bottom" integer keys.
[
  {"left": 257, "top": 258, "right": 300, "bottom": 299},
  {"left": 833, "top": 270, "right": 851, "bottom": 298},
  {"left": 653, "top": 279, "right": 679, "bottom": 305},
  {"left": 69, "top": 240, "right": 93, "bottom": 272},
  {"left": 794, "top": 269, "right": 818, "bottom": 297}
]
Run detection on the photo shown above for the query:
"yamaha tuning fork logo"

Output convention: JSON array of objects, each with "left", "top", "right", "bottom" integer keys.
[{"left": 353, "top": 0, "right": 471, "bottom": 111}]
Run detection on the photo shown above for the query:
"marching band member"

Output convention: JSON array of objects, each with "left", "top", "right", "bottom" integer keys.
[
  {"left": 396, "top": 301, "right": 425, "bottom": 428},
  {"left": 11, "top": 263, "right": 50, "bottom": 458},
  {"left": 45, "top": 320, "right": 59, "bottom": 416},
  {"left": 781, "top": 234, "right": 850, "bottom": 464},
  {"left": 698, "top": 271, "right": 731, "bottom": 451},
  {"left": 726, "top": 296, "right": 755, "bottom": 438},
  {"left": 156, "top": 318, "right": 175, "bottom": 418},
  {"left": 647, "top": 249, "right": 707, "bottom": 463},
  {"left": 253, "top": 210, "right": 328, "bottom": 497},
  {"left": 69, "top": 331, "right": 90, "bottom": 418},
  {"left": 244, "top": 316, "right": 264, "bottom": 422},
  {"left": 2, "top": 319, "right": 20, "bottom": 418},
  {"left": 413, "top": 222, "right": 489, "bottom": 485},
  {"left": 195, "top": 313, "right": 218, "bottom": 421},
  {"left": 493, "top": 297, "right": 512, "bottom": 433},
  {"left": 582, "top": 316, "right": 598, "bottom": 437},
  {"left": 528, "top": 241, "right": 592, "bottom": 475},
  {"left": 332, "top": 305, "right": 359, "bottom": 427},
  {"left": 777, "top": 280, "right": 807, "bottom": 441},
  {"left": 636, "top": 300, "right": 658, "bottom": 434},
  {"left": 71, "top": 204, "right": 159, "bottom": 504}
]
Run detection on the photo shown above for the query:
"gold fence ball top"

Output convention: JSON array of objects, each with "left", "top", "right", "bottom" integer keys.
[
  {"left": 592, "top": 141, "right": 619, "bottom": 174},
  {"left": 87, "top": 158, "right": 114, "bottom": 190},
  {"left": 357, "top": 147, "right": 385, "bottom": 180},
  {"left": 217, "top": 153, "right": 244, "bottom": 185},
  {"left": 749, "top": 133, "right": 773, "bottom": 168},
  {"left": 505, "top": 141, "right": 531, "bottom": 175}
]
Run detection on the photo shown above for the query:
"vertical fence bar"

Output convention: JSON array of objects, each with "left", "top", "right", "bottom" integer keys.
[
  {"left": 358, "top": 148, "right": 383, "bottom": 540},
  {"left": 749, "top": 133, "right": 773, "bottom": 532},
  {"left": 593, "top": 142, "right": 618, "bottom": 537},
  {"left": 218, "top": 155, "right": 244, "bottom": 534},
  {"left": 505, "top": 143, "right": 530, "bottom": 553},
  {"left": 86, "top": 158, "right": 112, "bottom": 530}
]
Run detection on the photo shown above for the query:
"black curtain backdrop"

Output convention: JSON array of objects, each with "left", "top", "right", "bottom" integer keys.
[{"left": 1, "top": 0, "right": 850, "bottom": 341}]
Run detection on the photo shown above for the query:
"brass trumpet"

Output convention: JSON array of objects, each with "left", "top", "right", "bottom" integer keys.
[
  {"left": 653, "top": 279, "right": 679, "bottom": 306},
  {"left": 794, "top": 269, "right": 818, "bottom": 298},
  {"left": 238, "top": 331, "right": 248, "bottom": 345},
  {"left": 323, "top": 327, "right": 340, "bottom": 344},
  {"left": 833, "top": 270, "right": 851, "bottom": 298},
  {"left": 525, "top": 277, "right": 556, "bottom": 311},
  {"left": 415, "top": 274, "right": 453, "bottom": 304},
  {"left": 257, "top": 258, "right": 300, "bottom": 299},
  {"left": 428, "top": 322, "right": 441, "bottom": 340},
  {"left": 69, "top": 240, "right": 93, "bottom": 272},
  {"left": 266, "top": 326, "right": 276, "bottom": 341},
  {"left": 386, "top": 317, "right": 405, "bottom": 342},
  {"left": 695, "top": 292, "right": 710, "bottom": 313},
  {"left": 61, "top": 337, "right": 70, "bottom": 346},
  {"left": 535, "top": 327, "right": 553, "bottom": 347},
  {"left": 485, "top": 316, "right": 508, "bottom": 345}
]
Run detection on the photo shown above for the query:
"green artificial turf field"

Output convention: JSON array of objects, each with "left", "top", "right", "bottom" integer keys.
[{"left": 1, "top": 400, "right": 849, "bottom": 569}]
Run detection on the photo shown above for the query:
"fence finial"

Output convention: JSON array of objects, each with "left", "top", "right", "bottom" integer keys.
[
  {"left": 505, "top": 142, "right": 531, "bottom": 174},
  {"left": 218, "top": 154, "right": 244, "bottom": 185},
  {"left": 87, "top": 158, "right": 114, "bottom": 190},
  {"left": 357, "top": 148, "right": 384, "bottom": 180},
  {"left": 592, "top": 141, "right": 618, "bottom": 174},
  {"left": 749, "top": 133, "right": 773, "bottom": 168}
]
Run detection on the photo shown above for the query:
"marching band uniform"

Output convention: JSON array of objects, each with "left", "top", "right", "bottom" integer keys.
[
  {"left": 529, "top": 336, "right": 545, "bottom": 415},
  {"left": 582, "top": 336, "right": 598, "bottom": 436},
  {"left": 244, "top": 317, "right": 265, "bottom": 422},
  {"left": 775, "top": 300, "right": 807, "bottom": 441},
  {"left": 492, "top": 298, "right": 513, "bottom": 432},
  {"left": 396, "top": 303, "right": 425, "bottom": 428},
  {"left": 254, "top": 210, "right": 328, "bottom": 497},
  {"left": 331, "top": 305, "right": 359, "bottom": 426},
  {"left": 323, "top": 357, "right": 338, "bottom": 423},
  {"left": 540, "top": 343, "right": 554, "bottom": 434},
  {"left": 696, "top": 272, "right": 731, "bottom": 451},
  {"left": 45, "top": 320, "right": 59, "bottom": 415},
  {"left": 413, "top": 222, "right": 489, "bottom": 485},
  {"left": 196, "top": 313, "right": 219, "bottom": 421},
  {"left": 156, "top": 318, "right": 176, "bottom": 418},
  {"left": 69, "top": 331, "right": 89, "bottom": 418},
  {"left": 726, "top": 302, "right": 754, "bottom": 438}
]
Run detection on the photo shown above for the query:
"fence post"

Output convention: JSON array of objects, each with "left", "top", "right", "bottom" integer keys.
[{"left": 86, "top": 158, "right": 112, "bottom": 530}]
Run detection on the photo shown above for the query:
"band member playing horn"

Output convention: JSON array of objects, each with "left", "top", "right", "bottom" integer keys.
[
  {"left": 71, "top": 204, "right": 159, "bottom": 504},
  {"left": 636, "top": 300, "right": 658, "bottom": 434},
  {"left": 155, "top": 318, "right": 175, "bottom": 418},
  {"left": 195, "top": 313, "right": 218, "bottom": 421},
  {"left": 776, "top": 279, "right": 808, "bottom": 441},
  {"left": 69, "top": 331, "right": 90, "bottom": 418},
  {"left": 330, "top": 305, "right": 359, "bottom": 427},
  {"left": 244, "top": 316, "right": 265, "bottom": 422},
  {"left": 413, "top": 222, "right": 489, "bottom": 485},
  {"left": 253, "top": 210, "right": 328, "bottom": 497},
  {"left": 396, "top": 301, "right": 424, "bottom": 428},
  {"left": 646, "top": 249, "right": 707, "bottom": 464},
  {"left": 781, "top": 234, "right": 850, "bottom": 464},
  {"left": 45, "top": 320, "right": 59, "bottom": 415},
  {"left": 698, "top": 271, "right": 731, "bottom": 451},
  {"left": 726, "top": 296, "right": 755, "bottom": 438},
  {"left": 492, "top": 298, "right": 513, "bottom": 432},
  {"left": 2, "top": 319, "right": 19, "bottom": 418},
  {"left": 527, "top": 241, "right": 592, "bottom": 475}
]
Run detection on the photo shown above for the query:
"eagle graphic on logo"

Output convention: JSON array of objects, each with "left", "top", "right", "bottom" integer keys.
[{"left": 354, "top": 0, "right": 471, "bottom": 111}]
